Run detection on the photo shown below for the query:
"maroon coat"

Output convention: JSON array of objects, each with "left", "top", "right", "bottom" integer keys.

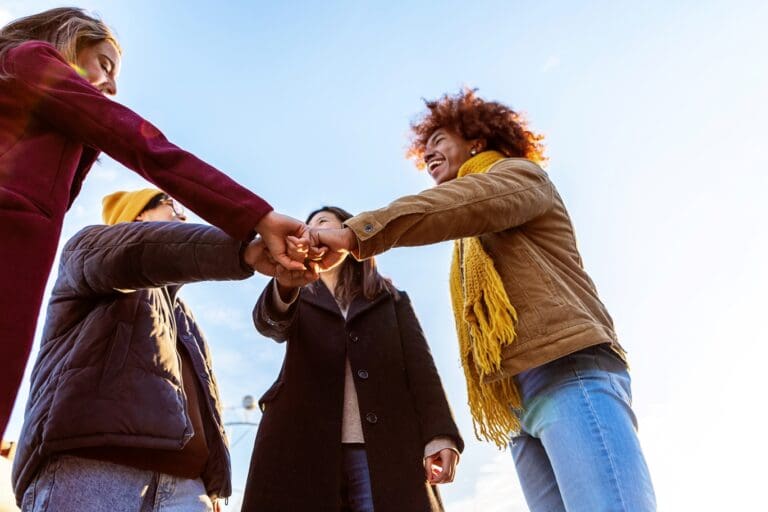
[{"left": 0, "top": 41, "right": 272, "bottom": 433}]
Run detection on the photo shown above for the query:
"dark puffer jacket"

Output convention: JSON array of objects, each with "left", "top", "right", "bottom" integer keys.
[{"left": 12, "top": 221, "right": 253, "bottom": 504}]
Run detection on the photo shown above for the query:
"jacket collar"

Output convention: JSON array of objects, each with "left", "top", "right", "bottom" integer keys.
[{"left": 300, "top": 281, "right": 389, "bottom": 323}]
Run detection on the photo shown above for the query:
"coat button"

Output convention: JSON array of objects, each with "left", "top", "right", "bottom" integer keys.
[
  {"left": 363, "top": 223, "right": 374, "bottom": 233},
  {"left": 357, "top": 369, "right": 368, "bottom": 380},
  {"left": 349, "top": 332, "right": 359, "bottom": 343},
  {"left": 365, "top": 412, "right": 378, "bottom": 424}
]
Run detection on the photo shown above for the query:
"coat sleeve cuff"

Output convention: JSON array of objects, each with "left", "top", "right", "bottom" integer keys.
[
  {"left": 344, "top": 215, "right": 384, "bottom": 260},
  {"left": 271, "top": 279, "right": 299, "bottom": 313}
]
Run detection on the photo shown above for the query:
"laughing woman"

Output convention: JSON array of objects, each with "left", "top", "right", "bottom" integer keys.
[
  {"left": 242, "top": 206, "right": 463, "bottom": 512},
  {"left": 311, "top": 90, "right": 657, "bottom": 512}
]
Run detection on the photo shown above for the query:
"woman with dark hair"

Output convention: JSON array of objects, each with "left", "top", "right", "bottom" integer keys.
[
  {"left": 0, "top": 7, "right": 308, "bottom": 435},
  {"left": 242, "top": 206, "right": 463, "bottom": 512},
  {"left": 311, "top": 90, "right": 657, "bottom": 511}
]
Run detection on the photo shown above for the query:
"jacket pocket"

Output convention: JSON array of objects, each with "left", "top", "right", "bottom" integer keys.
[
  {"left": 498, "top": 246, "right": 566, "bottom": 336},
  {"left": 509, "top": 248, "right": 564, "bottom": 305},
  {"left": 0, "top": 185, "right": 52, "bottom": 218},
  {"left": 99, "top": 322, "right": 132, "bottom": 390},
  {"left": 258, "top": 379, "right": 284, "bottom": 412}
]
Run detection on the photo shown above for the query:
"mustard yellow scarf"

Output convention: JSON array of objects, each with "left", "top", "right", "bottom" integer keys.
[{"left": 450, "top": 150, "right": 522, "bottom": 448}]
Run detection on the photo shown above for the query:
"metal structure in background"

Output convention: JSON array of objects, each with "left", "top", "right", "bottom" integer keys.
[
  {"left": 222, "top": 395, "right": 261, "bottom": 511},
  {"left": 224, "top": 395, "right": 259, "bottom": 428},
  {"left": 223, "top": 394, "right": 260, "bottom": 449}
]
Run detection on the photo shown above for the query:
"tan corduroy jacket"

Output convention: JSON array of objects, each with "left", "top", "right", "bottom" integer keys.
[{"left": 346, "top": 157, "right": 626, "bottom": 380}]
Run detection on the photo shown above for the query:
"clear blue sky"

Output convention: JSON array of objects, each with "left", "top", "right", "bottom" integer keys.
[{"left": 2, "top": 1, "right": 767, "bottom": 510}]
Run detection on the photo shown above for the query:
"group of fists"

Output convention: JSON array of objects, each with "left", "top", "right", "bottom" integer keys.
[{"left": 242, "top": 211, "right": 357, "bottom": 283}]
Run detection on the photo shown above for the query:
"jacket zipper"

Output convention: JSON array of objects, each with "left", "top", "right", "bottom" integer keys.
[
  {"left": 176, "top": 304, "right": 233, "bottom": 498},
  {"left": 162, "top": 287, "right": 192, "bottom": 448}
]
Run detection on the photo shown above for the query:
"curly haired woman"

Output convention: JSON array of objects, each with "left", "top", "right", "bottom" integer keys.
[
  {"left": 0, "top": 7, "right": 310, "bottom": 435},
  {"left": 311, "top": 90, "right": 657, "bottom": 511}
]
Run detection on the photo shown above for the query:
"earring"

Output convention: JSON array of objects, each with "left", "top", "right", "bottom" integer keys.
[{"left": 470, "top": 148, "right": 477, "bottom": 156}]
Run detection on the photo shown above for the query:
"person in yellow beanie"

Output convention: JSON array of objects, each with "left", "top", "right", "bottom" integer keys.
[
  {"left": 101, "top": 188, "right": 185, "bottom": 225},
  {"left": 12, "top": 189, "right": 317, "bottom": 512}
]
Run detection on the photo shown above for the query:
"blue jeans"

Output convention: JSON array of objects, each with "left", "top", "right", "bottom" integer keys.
[
  {"left": 22, "top": 455, "right": 213, "bottom": 512},
  {"left": 340, "top": 444, "right": 375, "bottom": 512},
  {"left": 510, "top": 344, "right": 656, "bottom": 512}
]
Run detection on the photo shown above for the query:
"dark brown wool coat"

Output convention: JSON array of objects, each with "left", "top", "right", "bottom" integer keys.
[{"left": 241, "top": 281, "right": 463, "bottom": 512}]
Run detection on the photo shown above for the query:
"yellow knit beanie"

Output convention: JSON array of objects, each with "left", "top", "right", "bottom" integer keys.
[{"left": 102, "top": 188, "right": 163, "bottom": 225}]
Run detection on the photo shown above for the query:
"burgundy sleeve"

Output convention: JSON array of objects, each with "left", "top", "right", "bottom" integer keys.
[{"left": 6, "top": 41, "right": 272, "bottom": 240}]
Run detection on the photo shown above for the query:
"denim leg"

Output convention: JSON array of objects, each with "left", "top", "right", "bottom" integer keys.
[
  {"left": 21, "top": 455, "right": 153, "bottom": 512},
  {"left": 509, "top": 432, "right": 567, "bottom": 512},
  {"left": 154, "top": 473, "right": 212, "bottom": 512},
  {"left": 513, "top": 345, "right": 656, "bottom": 512},
  {"left": 21, "top": 455, "right": 213, "bottom": 512},
  {"left": 341, "top": 444, "right": 375, "bottom": 512}
]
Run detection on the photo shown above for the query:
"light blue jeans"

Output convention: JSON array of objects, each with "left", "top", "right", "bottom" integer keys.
[
  {"left": 21, "top": 455, "right": 213, "bottom": 512},
  {"left": 510, "top": 344, "right": 656, "bottom": 512}
]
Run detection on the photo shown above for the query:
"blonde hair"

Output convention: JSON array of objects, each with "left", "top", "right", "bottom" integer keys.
[{"left": 0, "top": 7, "right": 120, "bottom": 77}]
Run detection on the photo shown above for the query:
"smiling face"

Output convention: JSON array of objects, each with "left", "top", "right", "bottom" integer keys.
[
  {"left": 423, "top": 128, "right": 483, "bottom": 184},
  {"left": 308, "top": 210, "right": 344, "bottom": 230},
  {"left": 74, "top": 39, "right": 120, "bottom": 95}
]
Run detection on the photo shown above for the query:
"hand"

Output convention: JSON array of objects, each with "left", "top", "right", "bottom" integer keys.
[
  {"left": 212, "top": 499, "right": 221, "bottom": 512},
  {"left": 424, "top": 448, "right": 458, "bottom": 484},
  {"left": 1, "top": 439, "right": 15, "bottom": 459},
  {"left": 290, "top": 227, "right": 357, "bottom": 271},
  {"left": 243, "top": 237, "right": 278, "bottom": 276},
  {"left": 275, "top": 264, "right": 319, "bottom": 295},
  {"left": 244, "top": 237, "right": 319, "bottom": 284},
  {"left": 255, "top": 211, "right": 310, "bottom": 271}
]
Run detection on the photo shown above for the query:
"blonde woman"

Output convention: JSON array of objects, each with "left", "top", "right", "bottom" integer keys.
[{"left": 0, "top": 7, "right": 308, "bottom": 435}]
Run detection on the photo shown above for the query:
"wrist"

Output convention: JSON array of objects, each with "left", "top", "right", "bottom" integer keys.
[
  {"left": 344, "top": 228, "right": 359, "bottom": 257},
  {"left": 242, "top": 238, "right": 262, "bottom": 270},
  {"left": 254, "top": 211, "right": 274, "bottom": 235},
  {"left": 276, "top": 281, "right": 298, "bottom": 302}
]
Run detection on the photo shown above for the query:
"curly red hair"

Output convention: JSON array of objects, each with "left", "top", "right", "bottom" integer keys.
[{"left": 407, "top": 89, "right": 546, "bottom": 167}]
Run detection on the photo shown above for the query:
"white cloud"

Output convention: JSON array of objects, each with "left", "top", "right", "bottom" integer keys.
[
  {"left": 89, "top": 164, "right": 121, "bottom": 182},
  {"left": 445, "top": 452, "right": 529, "bottom": 512},
  {"left": 0, "top": 9, "right": 13, "bottom": 27},
  {"left": 540, "top": 55, "right": 560, "bottom": 73},
  {"left": 195, "top": 305, "right": 251, "bottom": 332}
]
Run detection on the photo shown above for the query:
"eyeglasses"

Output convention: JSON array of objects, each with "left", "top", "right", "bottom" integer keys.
[{"left": 159, "top": 198, "right": 185, "bottom": 218}]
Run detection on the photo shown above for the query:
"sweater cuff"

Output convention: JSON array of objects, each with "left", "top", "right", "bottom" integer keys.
[
  {"left": 271, "top": 279, "right": 299, "bottom": 313},
  {"left": 424, "top": 436, "right": 460, "bottom": 460}
]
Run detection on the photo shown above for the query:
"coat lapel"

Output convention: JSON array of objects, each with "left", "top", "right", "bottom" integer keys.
[
  {"left": 300, "top": 282, "right": 390, "bottom": 323},
  {"left": 346, "top": 290, "right": 390, "bottom": 324},
  {"left": 300, "top": 281, "right": 343, "bottom": 318}
]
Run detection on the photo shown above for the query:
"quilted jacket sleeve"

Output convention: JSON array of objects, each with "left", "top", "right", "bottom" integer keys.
[{"left": 56, "top": 222, "right": 253, "bottom": 297}]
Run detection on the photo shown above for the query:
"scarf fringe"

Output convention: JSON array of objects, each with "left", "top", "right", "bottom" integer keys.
[
  {"left": 448, "top": 154, "right": 525, "bottom": 448},
  {"left": 464, "top": 362, "right": 522, "bottom": 448}
]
